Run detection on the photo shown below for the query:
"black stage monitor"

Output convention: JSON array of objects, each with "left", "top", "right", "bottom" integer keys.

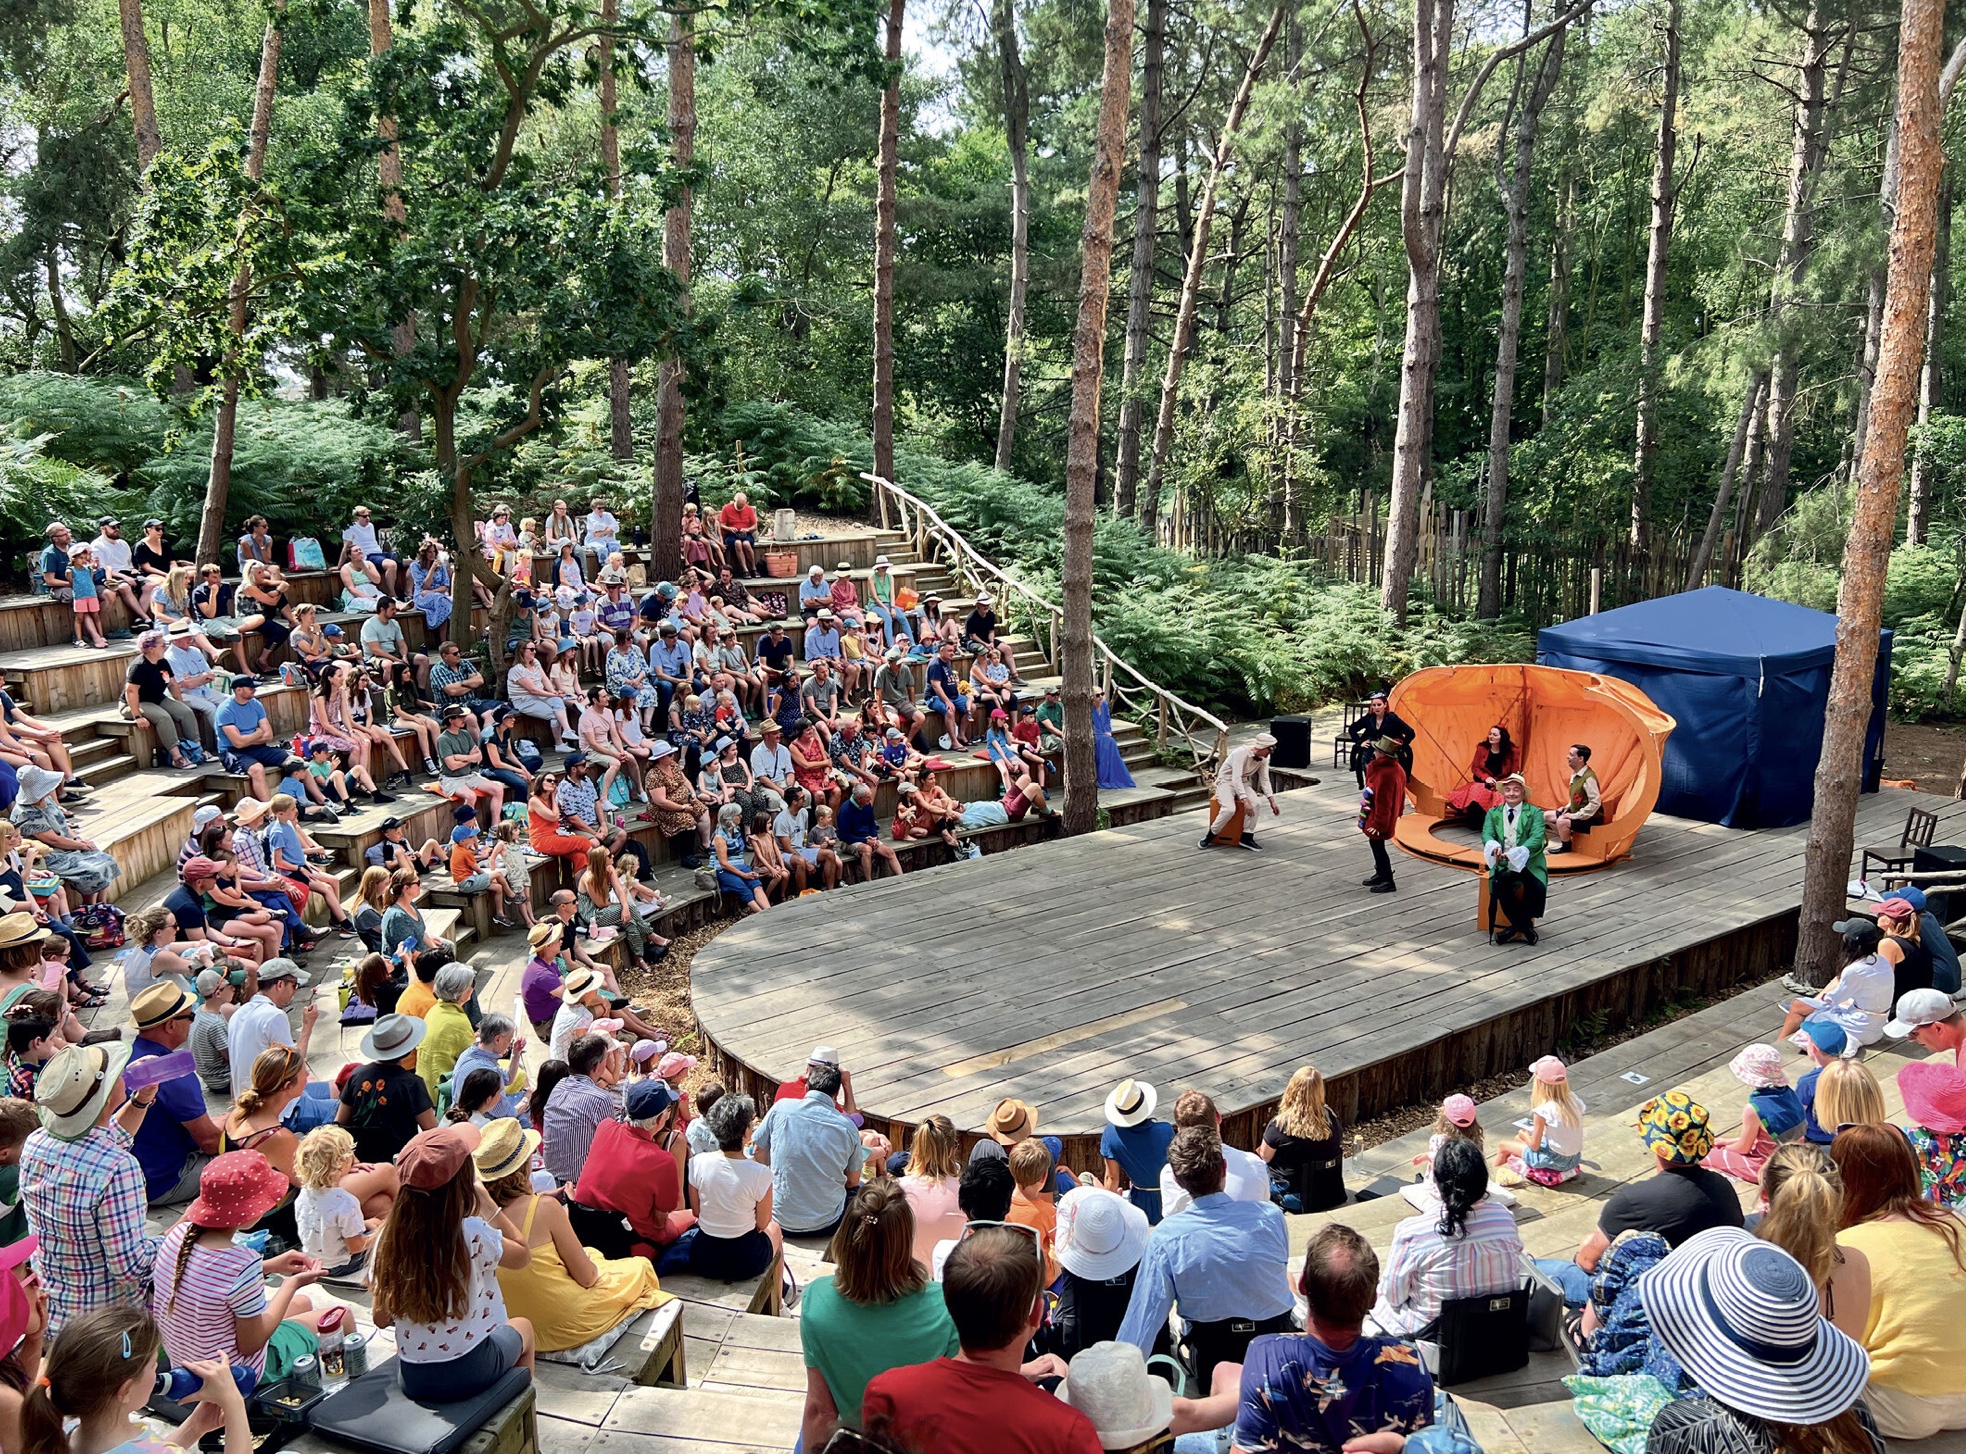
[{"left": 1269, "top": 716, "right": 1313, "bottom": 771}]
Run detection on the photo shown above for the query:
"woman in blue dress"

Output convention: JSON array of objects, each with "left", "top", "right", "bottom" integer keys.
[
  {"left": 1093, "top": 690, "right": 1134, "bottom": 789},
  {"left": 408, "top": 541, "right": 453, "bottom": 633}
]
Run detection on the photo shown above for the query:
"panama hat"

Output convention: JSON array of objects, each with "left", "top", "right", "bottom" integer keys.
[
  {"left": 1055, "top": 1186, "right": 1151, "bottom": 1282},
  {"left": 359, "top": 1013, "right": 427, "bottom": 1063},
  {"left": 472, "top": 1118, "right": 542, "bottom": 1182},
  {"left": 1103, "top": 1079, "right": 1157, "bottom": 1129},
  {"left": 131, "top": 980, "right": 197, "bottom": 1032},
  {"left": 1641, "top": 1226, "right": 1870, "bottom": 1425},
  {"left": 36, "top": 1042, "right": 133, "bottom": 1142},
  {"left": 564, "top": 968, "right": 604, "bottom": 1000},
  {"left": 1055, "top": 1341, "right": 1175, "bottom": 1449},
  {"left": 0, "top": 913, "right": 49, "bottom": 954}
]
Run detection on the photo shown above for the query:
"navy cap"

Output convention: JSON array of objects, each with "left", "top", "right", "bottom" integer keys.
[{"left": 625, "top": 1079, "right": 677, "bottom": 1120}]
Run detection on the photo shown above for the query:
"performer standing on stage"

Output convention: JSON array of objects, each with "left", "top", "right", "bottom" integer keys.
[
  {"left": 1482, "top": 774, "right": 1547, "bottom": 944},
  {"left": 1199, "top": 732, "right": 1279, "bottom": 851},
  {"left": 1360, "top": 736, "right": 1406, "bottom": 894},
  {"left": 1346, "top": 688, "right": 1415, "bottom": 788}
]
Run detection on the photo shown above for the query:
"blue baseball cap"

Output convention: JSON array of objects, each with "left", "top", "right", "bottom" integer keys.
[
  {"left": 323, "top": 624, "right": 343, "bottom": 637},
  {"left": 625, "top": 1079, "right": 677, "bottom": 1120},
  {"left": 1898, "top": 887, "right": 1929, "bottom": 913},
  {"left": 450, "top": 824, "right": 478, "bottom": 843},
  {"left": 1798, "top": 1014, "right": 1847, "bottom": 1058}
]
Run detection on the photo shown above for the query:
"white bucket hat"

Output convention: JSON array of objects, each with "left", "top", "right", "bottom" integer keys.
[
  {"left": 36, "top": 1042, "right": 133, "bottom": 1142},
  {"left": 1055, "top": 1342, "right": 1174, "bottom": 1449},
  {"left": 1055, "top": 1186, "right": 1150, "bottom": 1281},
  {"left": 1103, "top": 1078, "right": 1156, "bottom": 1128}
]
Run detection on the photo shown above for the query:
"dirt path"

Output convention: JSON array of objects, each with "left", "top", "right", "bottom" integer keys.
[{"left": 1884, "top": 719, "right": 1966, "bottom": 794}]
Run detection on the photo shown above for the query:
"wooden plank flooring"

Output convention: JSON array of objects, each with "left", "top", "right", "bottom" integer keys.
[{"left": 693, "top": 776, "right": 1966, "bottom": 1142}]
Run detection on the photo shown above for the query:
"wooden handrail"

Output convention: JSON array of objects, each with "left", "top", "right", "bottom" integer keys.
[{"left": 861, "top": 472, "right": 1231, "bottom": 776}]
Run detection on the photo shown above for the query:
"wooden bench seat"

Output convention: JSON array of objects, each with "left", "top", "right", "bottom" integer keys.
[{"left": 32, "top": 777, "right": 204, "bottom": 903}]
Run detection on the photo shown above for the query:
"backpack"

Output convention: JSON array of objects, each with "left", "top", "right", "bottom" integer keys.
[
  {"left": 288, "top": 537, "right": 326, "bottom": 571},
  {"left": 72, "top": 903, "right": 126, "bottom": 950}
]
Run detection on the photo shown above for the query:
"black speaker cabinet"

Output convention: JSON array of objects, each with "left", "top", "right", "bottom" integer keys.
[{"left": 1269, "top": 716, "right": 1313, "bottom": 770}]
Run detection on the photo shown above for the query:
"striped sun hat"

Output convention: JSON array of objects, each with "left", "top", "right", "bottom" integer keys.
[{"left": 1642, "top": 1227, "right": 1870, "bottom": 1425}]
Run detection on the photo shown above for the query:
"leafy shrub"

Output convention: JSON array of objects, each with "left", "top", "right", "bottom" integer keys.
[
  {"left": 0, "top": 373, "right": 169, "bottom": 476},
  {"left": 0, "top": 435, "right": 142, "bottom": 562}
]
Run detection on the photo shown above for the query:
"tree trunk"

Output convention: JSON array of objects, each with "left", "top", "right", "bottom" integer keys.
[
  {"left": 1478, "top": 5, "right": 1566, "bottom": 619},
  {"left": 1541, "top": 167, "right": 1575, "bottom": 424},
  {"left": 1629, "top": 0, "right": 1680, "bottom": 554},
  {"left": 1909, "top": 168, "right": 1953, "bottom": 544},
  {"left": 44, "top": 249, "right": 76, "bottom": 372},
  {"left": 992, "top": 0, "right": 1031, "bottom": 471},
  {"left": 1380, "top": 0, "right": 1454, "bottom": 620},
  {"left": 1277, "top": 11, "right": 1303, "bottom": 405},
  {"left": 871, "top": 0, "right": 904, "bottom": 487},
  {"left": 1062, "top": 0, "right": 1137, "bottom": 837},
  {"left": 118, "top": 0, "right": 162, "bottom": 174},
  {"left": 197, "top": 9, "right": 282, "bottom": 569},
  {"left": 1755, "top": 0, "right": 1840, "bottom": 546},
  {"left": 1688, "top": 369, "right": 1766, "bottom": 589},
  {"left": 651, "top": 9, "right": 696, "bottom": 580},
  {"left": 601, "top": 0, "right": 633, "bottom": 463},
  {"left": 1795, "top": 0, "right": 1944, "bottom": 983},
  {"left": 370, "top": 0, "right": 417, "bottom": 439},
  {"left": 1112, "top": 0, "right": 1165, "bottom": 521},
  {"left": 1138, "top": 0, "right": 1289, "bottom": 533}
]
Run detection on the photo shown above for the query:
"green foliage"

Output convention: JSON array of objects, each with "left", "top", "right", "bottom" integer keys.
[
  {"left": 0, "top": 433, "right": 135, "bottom": 542},
  {"left": 0, "top": 373, "right": 167, "bottom": 475}
]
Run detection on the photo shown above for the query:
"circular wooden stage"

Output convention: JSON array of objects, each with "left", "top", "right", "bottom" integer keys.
[{"left": 689, "top": 777, "right": 1957, "bottom": 1159}]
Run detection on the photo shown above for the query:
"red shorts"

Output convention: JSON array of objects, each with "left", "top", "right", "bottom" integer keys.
[{"left": 72, "top": 597, "right": 100, "bottom": 615}]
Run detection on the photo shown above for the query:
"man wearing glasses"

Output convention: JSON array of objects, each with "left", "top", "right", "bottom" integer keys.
[
  {"left": 125, "top": 981, "right": 223, "bottom": 1207},
  {"left": 340, "top": 505, "right": 404, "bottom": 598}
]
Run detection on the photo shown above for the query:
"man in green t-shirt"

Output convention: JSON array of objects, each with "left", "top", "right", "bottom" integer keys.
[
  {"left": 436, "top": 705, "right": 503, "bottom": 822},
  {"left": 1034, "top": 685, "right": 1064, "bottom": 755}
]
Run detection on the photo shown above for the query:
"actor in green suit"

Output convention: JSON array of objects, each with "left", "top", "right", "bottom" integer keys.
[{"left": 1482, "top": 773, "right": 1548, "bottom": 944}]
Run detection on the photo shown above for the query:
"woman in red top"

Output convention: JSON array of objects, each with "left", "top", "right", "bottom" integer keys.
[
  {"left": 1445, "top": 724, "right": 1519, "bottom": 827},
  {"left": 1360, "top": 736, "right": 1406, "bottom": 894}
]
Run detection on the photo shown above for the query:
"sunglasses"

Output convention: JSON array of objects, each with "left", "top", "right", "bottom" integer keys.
[{"left": 958, "top": 1219, "right": 1046, "bottom": 1274}]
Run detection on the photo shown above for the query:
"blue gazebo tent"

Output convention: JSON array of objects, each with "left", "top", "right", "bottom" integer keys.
[{"left": 1535, "top": 586, "right": 1890, "bottom": 829}]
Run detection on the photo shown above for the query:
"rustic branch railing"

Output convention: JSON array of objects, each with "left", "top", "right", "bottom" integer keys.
[{"left": 863, "top": 472, "right": 1231, "bottom": 780}]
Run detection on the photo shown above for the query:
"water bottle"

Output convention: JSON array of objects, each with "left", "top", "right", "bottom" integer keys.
[
  {"left": 316, "top": 1306, "right": 348, "bottom": 1381},
  {"left": 155, "top": 1365, "right": 259, "bottom": 1403}
]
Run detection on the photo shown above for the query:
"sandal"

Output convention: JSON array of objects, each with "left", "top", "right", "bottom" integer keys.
[{"left": 71, "top": 992, "right": 108, "bottom": 1009}]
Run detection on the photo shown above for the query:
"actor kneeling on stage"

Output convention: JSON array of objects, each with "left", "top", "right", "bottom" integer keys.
[
  {"left": 1483, "top": 774, "right": 1547, "bottom": 944},
  {"left": 1360, "top": 736, "right": 1406, "bottom": 894},
  {"left": 1199, "top": 732, "right": 1279, "bottom": 851}
]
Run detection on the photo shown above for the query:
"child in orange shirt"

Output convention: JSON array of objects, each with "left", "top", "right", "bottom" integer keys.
[
  {"left": 1005, "top": 1137, "right": 1060, "bottom": 1286},
  {"left": 448, "top": 807, "right": 514, "bottom": 928}
]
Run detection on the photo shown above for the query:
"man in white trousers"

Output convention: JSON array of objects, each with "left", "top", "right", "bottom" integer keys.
[{"left": 1199, "top": 732, "right": 1279, "bottom": 851}]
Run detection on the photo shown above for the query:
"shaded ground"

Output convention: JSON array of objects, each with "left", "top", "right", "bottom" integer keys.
[{"left": 1883, "top": 718, "right": 1966, "bottom": 793}]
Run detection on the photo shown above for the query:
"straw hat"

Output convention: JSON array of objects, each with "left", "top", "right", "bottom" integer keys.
[
  {"left": 131, "top": 981, "right": 197, "bottom": 1032},
  {"left": 987, "top": 1098, "right": 1038, "bottom": 1145},
  {"left": 0, "top": 913, "right": 49, "bottom": 954},
  {"left": 472, "top": 1118, "right": 541, "bottom": 1182}
]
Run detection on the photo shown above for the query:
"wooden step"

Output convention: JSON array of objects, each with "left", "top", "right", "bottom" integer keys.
[
  {"left": 0, "top": 571, "right": 344, "bottom": 652},
  {"left": 39, "top": 773, "right": 202, "bottom": 903}
]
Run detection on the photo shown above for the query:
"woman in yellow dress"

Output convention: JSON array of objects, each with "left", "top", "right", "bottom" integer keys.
[{"left": 471, "top": 1118, "right": 668, "bottom": 1352}]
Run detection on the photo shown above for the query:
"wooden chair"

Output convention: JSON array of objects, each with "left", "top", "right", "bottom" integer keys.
[
  {"left": 1331, "top": 701, "right": 1369, "bottom": 769},
  {"left": 1860, "top": 806, "right": 1941, "bottom": 883}
]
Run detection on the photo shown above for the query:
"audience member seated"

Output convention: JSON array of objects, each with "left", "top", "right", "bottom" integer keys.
[
  {"left": 1534, "top": 1090, "right": 1742, "bottom": 1307},
  {"left": 931, "top": 1157, "right": 1016, "bottom": 1281},
  {"left": 1116, "top": 1127, "right": 1294, "bottom": 1394},
  {"left": 126, "top": 982, "right": 222, "bottom": 1208},
  {"left": 572, "top": 1078, "right": 697, "bottom": 1259},
  {"left": 370, "top": 1123, "right": 537, "bottom": 1401},
  {"left": 1875, "top": 897, "right": 1937, "bottom": 1003},
  {"left": 1779, "top": 920, "right": 1894, "bottom": 1049},
  {"left": 1490, "top": 1054, "right": 1585, "bottom": 1184},
  {"left": 1796, "top": 1014, "right": 1847, "bottom": 1143},
  {"left": 1051, "top": 1185, "right": 1153, "bottom": 1362},
  {"left": 1239, "top": 1224, "right": 1438, "bottom": 1454},
  {"left": 1817, "top": 1058, "right": 1891, "bottom": 1132},
  {"left": 1829, "top": 1122, "right": 1966, "bottom": 1439},
  {"left": 863, "top": 1224, "right": 1101, "bottom": 1454},
  {"left": 542, "top": 1032, "right": 624, "bottom": 1185},
  {"left": 1643, "top": 1226, "right": 1882, "bottom": 1454},
  {"left": 898, "top": 1116, "right": 968, "bottom": 1270},
  {"left": 1894, "top": 888, "right": 1962, "bottom": 994},
  {"left": 1368, "top": 1139, "right": 1523, "bottom": 1339},
  {"left": 800, "top": 1181, "right": 961, "bottom": 1452},
  {"left": 1158, "top": 1090, "right": 1270, "bottom": 1218},
  {"left": 1704, "top": 1043, "right": 1807, "bottom": 1185},
  {"left": 1889, "top": 986, "right": 1966, "bottom": 1067},
  {"left": 474, "top": 1117, "right": 666, "bottom": 1354},
  {"left": 1898, "top": 1062, "right": 1966, "bottom": 1209},
  {"left": 417, "top": 966, "right": 479, "bottom": 1101},
  {"left": 753, "top": 1057, "right": 863, "bottom": 1239},
  {"left": 687, "top": 1092, "right": 784, "bottom": 1282},
  {"left": 334, "top": 1014, "right": 438, "bottom": 1166},
  {"left": 1006, "top": 1139, "right": 1061, "bottom": 1285},
  {"left": 1258, "top": 1064, "right": 1347, "bottom": 1214}
]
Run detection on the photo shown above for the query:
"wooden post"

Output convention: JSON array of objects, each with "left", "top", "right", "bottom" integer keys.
[
  {"left": 876, "top": 478, "right": 891, "bottom": 530},
  {"left": 1589, "top": 566, "right": 1601, "bottom": 615}
]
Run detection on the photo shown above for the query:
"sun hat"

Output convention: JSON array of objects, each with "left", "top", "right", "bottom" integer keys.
[
  {"left": 1796, "top": 1014, "right": 1847, "bottom": 1057},
  {"left": 656, "top": 1052, "right": 697, "bottom": 1080},
  {"left": 593, "top": 1017, "right": 625, "bottom": 1036},
  {"left": 987, "top": 1098, "right": 1038, "bottom": 1144},
  {"left": 1899, "top": 1061, "right": 1966, "bottom": 1134},
  {"left": 472, "top": 1118, "right": 541, "bottom": 1182},
  {"left": 232, "top": 797, "right": 271, "bottom": 824},
  {"left": 0, "top": 1268, "right": 27, "bottom": 1364},
  {"left": 1442, "top": 1094, "right": 1478, "bottom": 1126},
  {"left": 808, "top": 1045, "right": 841, "bottom": 1067},
  {"left": 16, "top": 767, "right": 61, "bottom": 805},
  {"left": 36, "top": 1041, "right": 133, "bottom": 1141},
  {"left": 0, "top": 1235, "right": 35, "bottom": 1278},
  {"left": 1103, "top": 1080, "right": 1156, "bottom": 1129},
  {"left": 649, "top": 741, "right": 677, "bottom": 760},
  {"left": 359, "top": 1013, "right": 428, "bottom": 1063},
  {"left": 0, "top": 914, "right": 49, "bottom": 954},
  {"left": 527, "top": 921, "right": 563, "bottom": 950},
  {"left": 131, "top": 981, "right": 197, "bottom": 1032},
  {"left": 625, "top": 1079, "right": 677, "bottom": 1121},
  {"left": 1641, "top": 1226, "right": 1870, "bottom": 1424},
  {"left": 192, "top": 805, "right": 224, "bottom": 830},
  {"left": 185, "top": 1150, "right": 291, "bottom": 1229},
  {"left": 1055, "top": 1341, "right": 1175, "bottom": 1449},
  {"left": 1887, "top": 986, "right": 1956, "bottom": 1037},
  {"left": 1528, "top": 1055, "right": 1567, "bottom": 1083},
  {"left": 630, "top": 1039, "right": 663, "bottom": 1064},
  {"left": 564, "top": 968, "right": 604, "bottom": 1000},
  {"left": 1055, "top": 1186, "right": 1151, "bottom": 1281},
  {"left": 398, "top": 1124, "right": 481, "bottom": 1191},
  {"left": 1729, "top": 1044, "right": 1786, "bottom": 1090},
  {"left": 1637, "top": 1090, "right": 1716, "bottom": 1164},
  {"left": 258, "top": 958, "right": 307, "bottom": 986}
]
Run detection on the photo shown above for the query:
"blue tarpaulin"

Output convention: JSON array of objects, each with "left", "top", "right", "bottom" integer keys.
[{"left": 1536, "top": 587, "right": 1890, "bottom": 828}]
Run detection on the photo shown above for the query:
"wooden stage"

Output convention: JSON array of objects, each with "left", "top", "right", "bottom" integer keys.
[{"left": 691, "top": 776, "right": 1966, "bottom": 1159}]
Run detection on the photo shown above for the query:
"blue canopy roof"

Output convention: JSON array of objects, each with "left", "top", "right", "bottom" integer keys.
[{"left": 1535, "top": 585, "right": 1836, "bottom": 677}]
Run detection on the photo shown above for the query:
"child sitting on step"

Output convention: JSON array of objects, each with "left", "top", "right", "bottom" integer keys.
[
  {"left": 1492, "top": 1055, "right": 1585, "bottom": 1185},
  {"left": 296, "top": 1125, "right": 383, "bottom": 1279},
  {"left": 1418, "top": 1093, "right": 1485, "bottom": 1167}
]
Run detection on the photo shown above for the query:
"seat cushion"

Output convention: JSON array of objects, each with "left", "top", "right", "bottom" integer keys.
[{"left": 304, "top": 1360, "right": 530, "bottom": 1454}]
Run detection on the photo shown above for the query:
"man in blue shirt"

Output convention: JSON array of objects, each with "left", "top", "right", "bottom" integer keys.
[
  {"left": 647, "top": 622, "right": 695, "bottom": 713},
  {"left": 803, "top": 610, "right": 842, "bottom": 668},
  {"left": 926, "top": 643, "right": 972, "bottom": 748},
  {"left": 838, "top": 783, "right": 904, "bottom": 881},
  {"left": 752, "top": 1059, "right": 863, "bottom": 1236},
  {"left": 38, "top": 523, "right": 74, "bottom": 601},
  {"left": 1100, "top": 1078, "right": 1176, "bottom": 1222},
  {"left": 798, "top": 565, "right": 832, "bottom": 618},
  {"left": 126, "top": 982, "right": 222, "bottom": 1206},
  {"left": 1234, "top": 1224, "right": 1435, "bottom": 1454},
  {"left": 215, "top": 676, "right": 289, "bottom": 799},
  {"left": 1116, "top": 1127, "right": 1295, "bottom": 1393}
]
